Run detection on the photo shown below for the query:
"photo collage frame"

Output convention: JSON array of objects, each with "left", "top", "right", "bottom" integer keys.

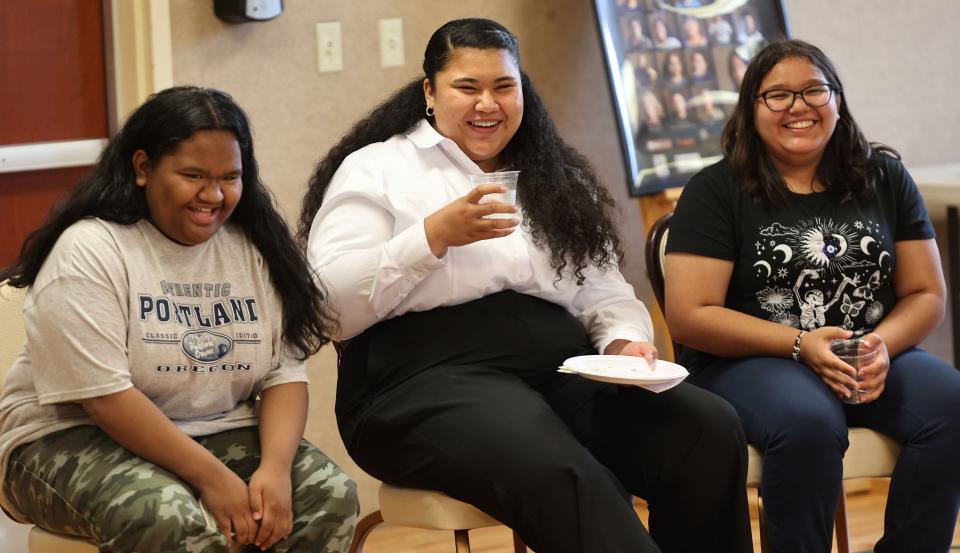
[{"left": 594, "top": 0, "right": 790, "bottom": 195}]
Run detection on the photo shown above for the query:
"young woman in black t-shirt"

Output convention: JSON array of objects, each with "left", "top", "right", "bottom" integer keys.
[{"left": 667, "top": 40, "right": 960, "bottom": 553}]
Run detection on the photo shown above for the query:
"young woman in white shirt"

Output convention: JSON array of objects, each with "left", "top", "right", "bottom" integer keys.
[{"left": 300, "top": 18, "right": 752, "bottom": 553}]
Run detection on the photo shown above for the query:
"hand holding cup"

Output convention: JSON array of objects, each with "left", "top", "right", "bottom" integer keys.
[
  {"left": 469, "top": 171, "right": 522, "bottom": 222},
  {"left": 796, "top": 326, "right": 858, "bottom": 399},
  {"left": 424, "top": 172, "right": 520, "bottom": 258},
  {"left": 830, "top": 335, "right": 882, "bottom": 404},
  {"left": 840, "top": 333, "right": 889, "bottom": 403}
]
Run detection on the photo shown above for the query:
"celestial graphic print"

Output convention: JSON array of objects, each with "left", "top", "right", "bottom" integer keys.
[{"left": 752, "top": 217, "right": 893, "bottom": 334}]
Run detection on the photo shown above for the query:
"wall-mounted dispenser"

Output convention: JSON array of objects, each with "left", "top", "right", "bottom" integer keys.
[{"left": 214, "top": 0, "right": 283, "bottom": 23}]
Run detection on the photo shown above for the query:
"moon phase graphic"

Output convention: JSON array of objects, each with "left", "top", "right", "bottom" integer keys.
[
  {"left": 860, "top": 236, "right": 876, "bottom": 255},
  {"left": 773, "top": 244, "right": 793, "bottom": 263},
  {"left": 753, "top": 260, "right": 772, "bottom": 277},
  {"left": 878, "top": 251, "right": 890, "bottom": 267}
]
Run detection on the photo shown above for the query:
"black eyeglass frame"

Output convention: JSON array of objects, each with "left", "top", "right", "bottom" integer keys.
[{"left": 755, "top": 83, "right": 841, "bottom": 112}]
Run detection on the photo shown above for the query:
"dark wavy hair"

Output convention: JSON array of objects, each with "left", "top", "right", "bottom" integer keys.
[
  {"left": 298, "top": 18, "right": 622, "bottom": 283},
  {"left": 1, "top": 86, "right": 334, "bottom": 357},
  {"left": 721, "top": 39, "right": 896, "bottom": 209}
]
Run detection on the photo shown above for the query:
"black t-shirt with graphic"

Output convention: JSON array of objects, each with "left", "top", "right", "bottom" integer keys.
[{"left": 667, "top": 155, "right": 935, "bottom": 369}]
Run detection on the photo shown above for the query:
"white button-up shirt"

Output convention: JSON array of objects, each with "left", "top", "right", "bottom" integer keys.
[{"left": 307, "top": 119, "right": 653, "bottom": 353}]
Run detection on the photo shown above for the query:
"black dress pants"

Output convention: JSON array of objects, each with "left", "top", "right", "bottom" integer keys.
[{"left": 337, "top": 291, "right": 752, "bottom": 553}]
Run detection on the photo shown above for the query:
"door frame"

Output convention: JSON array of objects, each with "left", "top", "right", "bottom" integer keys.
[
  {"left": 0, "top": 0, "right": 172, "bottom": 174},
  {"left": 105, "top": 0, "right": 173, "bottom": 134}
]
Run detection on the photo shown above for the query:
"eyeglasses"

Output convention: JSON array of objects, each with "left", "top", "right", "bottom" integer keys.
[{"left": 755, "top": 83, "right": 839, "bottom": 112}]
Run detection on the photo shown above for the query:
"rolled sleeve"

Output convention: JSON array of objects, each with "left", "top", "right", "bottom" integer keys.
[{"left": 260, "top": 346, "right": 310, "bottom": 392}]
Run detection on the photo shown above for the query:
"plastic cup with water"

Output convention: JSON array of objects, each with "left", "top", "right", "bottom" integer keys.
[
  {"left": 830, "top": 337, "right": 879, "bottom": 404},
  {"left": 467, "top": 170, "right": 521, "bottom": 221}
]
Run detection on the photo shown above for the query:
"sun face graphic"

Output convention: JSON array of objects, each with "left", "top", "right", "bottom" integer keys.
[{"left": 792, "top": 218, "right": 860, "bottom": 272}]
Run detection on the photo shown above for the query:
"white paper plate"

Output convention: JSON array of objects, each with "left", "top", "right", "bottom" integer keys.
[{"left": 560, "top": 355, "right": 688, "bottom": 392}]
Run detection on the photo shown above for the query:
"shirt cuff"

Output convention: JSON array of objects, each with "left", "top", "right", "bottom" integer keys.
[
  {"left": 596, "top": 327, "right": 653, "bottom": 356},
  {"left": 384, "top": 218, "right": 446, "bottom": 282},
  {"left": 37, "top": 381, "right": 133, "bottom": 406},
  {"left": 260, "top": 372, "right": 310, "bottom": 392}
]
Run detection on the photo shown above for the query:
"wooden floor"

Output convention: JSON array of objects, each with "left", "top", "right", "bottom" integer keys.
[{"left": 359, "top": 479, "right": 960, "bottom": 553}]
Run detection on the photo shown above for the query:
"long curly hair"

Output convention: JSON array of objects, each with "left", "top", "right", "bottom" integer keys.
[
  {"left": 721, "top": 39, "right": 896, "bottom": 209},
  {"left": 1, "top": 86, "right": 335, "bottom": 357},
  {"left": 298, "top": 18, "right": 622, "bottom": 283}
]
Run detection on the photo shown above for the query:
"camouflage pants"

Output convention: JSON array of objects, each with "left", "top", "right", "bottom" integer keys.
[{"left": 5, "top": 425, "right": 358, "bottom": 553}]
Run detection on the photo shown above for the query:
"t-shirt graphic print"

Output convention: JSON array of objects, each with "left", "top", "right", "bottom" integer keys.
[
  {"left": 750, "top": 216, "right": 891, "bottom": 334},
  {"left": 138, "top": 280, "right": 262, "bottom": 375},
  {"left": 666, "top": 155, "right": 935, "bottom": 369}
]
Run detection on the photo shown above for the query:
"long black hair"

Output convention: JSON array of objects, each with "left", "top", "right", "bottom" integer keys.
[
  {"left": 721, "top": 39, "right": 895, "bottom": 209},
  {"left": 1, "top": 86, "right": 334, "bottom": 357},
  {"left": 298, "top": 18, "right": 622, "bottom": 283}
]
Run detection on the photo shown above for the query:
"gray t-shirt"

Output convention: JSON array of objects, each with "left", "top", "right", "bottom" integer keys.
[{"left": 0, "top": 218, "right": 307, "bottom": 517}]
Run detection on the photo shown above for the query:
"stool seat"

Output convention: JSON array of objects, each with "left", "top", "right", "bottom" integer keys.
[
  {"left": 745, "top": 427, "right": 900, "bottom": 486},
  {"left": 348, "top": 483, "right": 526, "bottom": 553},
  {"left": 379, "top": 483, "right": 501, "bottom": 530},
  {"left": 28, "top": 527, "right": 97, "bottom": 553},
  {"left": 842, "top": 427, "right": 900, "bottom": 479}
]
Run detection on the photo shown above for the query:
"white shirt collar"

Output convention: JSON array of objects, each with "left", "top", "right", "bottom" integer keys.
[
  {"left": 406, "top": 119, "right": 445, "bottom": 149},
  {"left": 406, "top": 119, "right": 483, "bottom": 174}
]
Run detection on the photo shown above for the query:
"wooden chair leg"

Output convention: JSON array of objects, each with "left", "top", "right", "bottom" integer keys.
[
  {"left": 512, "top": 530, "right": 526, "bottom": 553},
  {"left": 454, "top": 529, "right": 471, "bottom": 553},
  {"left": 348, "top": 510, "right": 384, "bottom": 553},
  {"left": 834, "top": 487, "right": 851, "bottom": 553},
  {"left": 757, "top": 489, "right": 771, "bottom": 553}
]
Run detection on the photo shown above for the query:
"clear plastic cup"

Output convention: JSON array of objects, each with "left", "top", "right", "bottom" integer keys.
[
  {"left": 830, "top": 337, "right": 879, "bottom": 404},
  {"left": 468, "top": 170, "right": 520, "bottom": 220}
]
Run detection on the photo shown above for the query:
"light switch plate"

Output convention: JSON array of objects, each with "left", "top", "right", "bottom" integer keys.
[
  {"left": 316, "top": 21, "right": 343, "bottom": 73},
  {"left": 379, "top": 18, "right": 404, "bottom": 67}
]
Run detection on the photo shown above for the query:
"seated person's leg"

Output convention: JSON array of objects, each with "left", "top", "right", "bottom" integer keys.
[
  {"left": 198, "top": 427, "right": 359, "bottom": 553},
  {"left": 846, "top": 348, "right": 960, "bottom": 553},
  {"left": 285, "top": 442, "right": 358, "bottom": 553},
  {"left": 689, "top": 356, "right": 848, "bottom": 553},
  {"left": 6, "top": 425, "right": 229, "bottom": 552},
  {"left": 552, "top": 377, "right": 752, "bottom": 552},
  {"left": 343, "top": 364, "right": 658, "bottom": 553}
]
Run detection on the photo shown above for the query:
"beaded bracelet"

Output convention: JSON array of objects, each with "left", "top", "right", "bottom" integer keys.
[{"left": 792, "top": 330, "right": 806, "bottom": 362}]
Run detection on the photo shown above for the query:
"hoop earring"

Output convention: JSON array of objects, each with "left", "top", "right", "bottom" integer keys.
[{"left": 425, "top": 106, "right": 435, "bottom": 117}]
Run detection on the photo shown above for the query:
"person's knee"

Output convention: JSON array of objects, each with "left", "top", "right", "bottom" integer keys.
[
  {"left": 765, "top": 406, "right": 847, "bottom": 455},
  {"left": 100, "top": 486, "right": 229, "bottom": 552},
  {"left": 911, "top": 391, "right": 960, "bottom": 452},
  {"left": 672, "top": 387, "right": 747, "bottom": 452},
  {"left": 287, "top": 452, "right": 359, "bottom": 552},
  {"left": 888, "top": 351, "right": 960, "bottom": 442},
  {"left": 702, "top": 393, "right": 745, "bottom": 440},
  {"left": 288, "top": 486, "right": 358, "bottom": 553},
  {"left": 313, "top": 468, "right": 360, "bottom": 524},
  {"left": 499, "top": 444, "right": 620, "bottom": 506}
]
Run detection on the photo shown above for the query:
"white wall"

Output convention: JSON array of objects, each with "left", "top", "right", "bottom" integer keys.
[{"left": 785, "top": 0, "right": 960, "bottom": 166}]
